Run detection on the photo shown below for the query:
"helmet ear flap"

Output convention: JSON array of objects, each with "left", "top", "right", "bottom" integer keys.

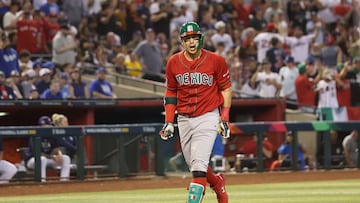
[{"left": 196, "top": 34, "right": 204, "bottom": 49}]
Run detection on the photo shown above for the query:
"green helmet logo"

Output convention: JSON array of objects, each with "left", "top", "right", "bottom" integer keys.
[{"left": 179, "top": 22, "right": 204, "bottom": 48}]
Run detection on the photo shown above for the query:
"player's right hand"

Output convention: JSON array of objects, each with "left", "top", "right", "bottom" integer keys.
[
  {"left": 159, "top": 122, "right": 174, "bottom": 140},
  {"left": 218, "top": 120, "right": 230, "bottom": 139}
]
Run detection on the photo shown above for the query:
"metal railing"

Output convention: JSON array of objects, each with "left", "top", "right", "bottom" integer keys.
[{"left": 1, "top": 121, "right": 359, "bottom": 182}]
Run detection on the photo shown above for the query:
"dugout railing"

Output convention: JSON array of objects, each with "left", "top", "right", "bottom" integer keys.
[{"left": 0, "top": 121, "right": 359, "bottom": 182}]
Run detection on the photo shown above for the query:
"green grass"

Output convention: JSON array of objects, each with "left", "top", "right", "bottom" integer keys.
[{"left": 2, "top": 179, "right": 360, "bottom": 203}]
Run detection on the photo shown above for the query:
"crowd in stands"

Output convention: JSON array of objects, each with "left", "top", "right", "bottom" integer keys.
[{"left": 0, "top": 0, "right": 358, "bottom": 109}]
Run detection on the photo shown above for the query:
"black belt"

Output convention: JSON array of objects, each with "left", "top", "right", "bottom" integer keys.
[{"left": 178, "top": 113, "right": 192, "bottom": 118}]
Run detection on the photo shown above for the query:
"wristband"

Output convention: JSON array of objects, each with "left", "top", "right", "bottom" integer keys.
[
  {"left": 220, "top": 107, "right": 230, "bottom": 121},
  {"left": 165, "top": 104, "right": 176, "bottom": 123}
]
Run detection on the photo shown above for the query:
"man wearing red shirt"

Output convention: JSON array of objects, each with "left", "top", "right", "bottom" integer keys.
[
  {"left": 16, "top": 10, "right": 40, "bottom": 53},
  {"left": 42, "top": 13, "right": 60, "bottom": 51},
  {"left": 335, "top": 63, "right": 351, "bottom": 107},
  {"left": 295, "top": 63, "right": 318, "bottom": 113}
]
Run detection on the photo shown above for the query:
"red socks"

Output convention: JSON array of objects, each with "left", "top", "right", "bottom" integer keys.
[
  {"left": 206, "top": 166, "right": 219, "bottom": 187},
  {"left": 192, "top": 177, "right": 207, "bottom": 192}
]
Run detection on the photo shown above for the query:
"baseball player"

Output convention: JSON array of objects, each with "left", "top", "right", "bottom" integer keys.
[
  {"left": 25, "top": 116, "right": 71, "bottom": 182},
  {"left": 0, "top": 138, "right": 17, "bottom": 184},
  {"left": 160, "top": 21, "right": 232, "bottom": 203}
]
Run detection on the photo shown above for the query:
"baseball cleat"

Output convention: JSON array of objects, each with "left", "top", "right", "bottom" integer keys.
[{"left": 211, "top": 173, "right": 228, "bottom": 203}]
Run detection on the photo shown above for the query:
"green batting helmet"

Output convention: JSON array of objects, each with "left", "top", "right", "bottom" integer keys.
[{"left": 179, "top": 22, "right": 204, "bottom": 48}]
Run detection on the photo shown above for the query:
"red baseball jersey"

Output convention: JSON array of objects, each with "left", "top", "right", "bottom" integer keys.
[
  {"left": 17, "top": 19, "right": 39, "bottom": 53},
  {"left": 295, "top": 74, "right": 316, "bottom": 107},
  {"left": 165, "top": 49, "right": 231, "bottom": 117},
  {"left": 43, "top": 18, "right": 60, "bottom": 43}
]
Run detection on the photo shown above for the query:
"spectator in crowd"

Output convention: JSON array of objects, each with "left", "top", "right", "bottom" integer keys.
[
  {"left": 239, "top": 78, "right": 260, "bottom": 99},
  {"left": 25, "top": 116, "right": 71, "bottom": 182},
  {"left": 335, "top": 63, "right": 351, "bottom": 107},
  {"left": 319, "top": 34, "right": 343, "bottom": 72},
  {"left": 21, "top": 69, "right": 38, "bottom": 99},
  {"left": 36, "top": 68, "right": 52, "bottom": 95},
  {"left": 270, "top": 131, "right": 307, "bottom": 171},
  {"left": 52, "top": 22, "right": 78, "bottom": 69},
  {"left": 39, "top": 0, "right": 60, "bottom": 17},
  {"left": 0, "top": 70, "right": 16, "bottom": 99},
  {"left": 253, "top": 22, "right": 283, "bottom": 63},
  {"left": 286, "top": 0, "right": 306, "bottom": 31},
  {"left": 28, "top": 86, "right": 40, "bottom": 99},
  {"left": 306, "top": 11, "right": 325, "bottom": 46},
  {"left": 126, "top": 30, "right": 143, "bottom": 51},
  {"left": 61, "top": 0, "right": 87, "bottom": 28},
  {"left": 18, "top": 50, "right": 33, "bottom": 71},
  {"left": 251, "top": 58, "right": 282, "bottom": 98},
  {"left": 89, "top": 67, "right": 116, "bottom": 99},
  {"left": 211, "top": 21, "right": 234, "bottom": 56},
  {"left": 343, "top": 56, "right": 360, "bottom": 106},
  {"left": 238, "top": 27, "right": 257, "bottom": 60},
  {"left": 52, "top": 113, "right": 80, "bottom": 164},
  {"left": 137, "top": 0, "right": 153, "bottom": 31},
  {"left": 295, "top": 63, "right": 319, "bottom": 113},
  {"left": 169, "top": 4, "right": 194, "bottom": 35},
  {"left": 0, "top": 32, "right": 19, "bottom": 78},
  {"left": 133, "top": 28, "right": 165, "bottom": 83},
  {"left": 59, "top": 73, "right": 71, "bottom": 99},
  {"left": 264, "top": 0, "right": 283, "bottom": 23},
  {"left": 60, "top": 63, "right": 73, "bottom": 77},
  {"left": 41, "top": 79, "right": 63, "bottom": 99},
  {"left": 342, "top": 130, "right": 359, "bottom": 167},
  {"left": 41, "top": 61, "right": 57, "bottom": 77},
  {"left": 266, "top": 36, "right": 286, "bottom": 73},
  {"left": 95, "top": 1, "right": 121, "bottom": 38},
  {"left": 68, "top": 68, "right": 89, "bottom": 99},
  {"left": 151, "top": 2, "right": 173, "bottom": 39},
  {"left": 248, "top": 7, "right": 267, "bottom": 32},
  {"left": 16, "top": 9, "right": 41, "bottom": 54},
  {"left": 94, "top": 46, "right": 113, "bottom": 71},
  {"left": 279, "top": 56, "right": 299, "bottom": 109},
  {"left": 2, "top": 0, "right": 21, "bottom": 36},
  {"left": 348, "top": 28, "right": 360, "bottom": 59},
  {"left": 315, "top": 69, "right": 341, "bottom": 108},
  {"left": 33, "top": 0, "right": 47, "bottom": 11},
  {"left": 284, "top": 24, "right": 320, "bottom": 64},
  {"left": 274, "top": 10, "right": 288, "bottom": 37},
  {"left": 0, "top": 137, "right": 17, "bottom": 184},
  {"left": 214, "top": 41, "right": 226, "bottom": 58},
  {"left": 124, "top": 52, "right": 142, "bottom": 78},
  {"left": 113, "top": 52, "right": 127, "bottom": 75},
  {"left": 42, "top": 11, "right": 60, "bottom": 52},
  {"left": 6, "top": 70, "right": 23, "bottom": 99},
  {"left": 104, "top": 31, "right": 121, "bottom": 63}
]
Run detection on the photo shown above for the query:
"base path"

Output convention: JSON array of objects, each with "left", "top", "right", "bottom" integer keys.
[{"left": 0, "top": 169, "right": 359, "bottom": 197}]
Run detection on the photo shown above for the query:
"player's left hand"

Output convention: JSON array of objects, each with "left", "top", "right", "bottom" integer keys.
[{"left": 218, "top": 120, "right": 230, "bottom": 139}]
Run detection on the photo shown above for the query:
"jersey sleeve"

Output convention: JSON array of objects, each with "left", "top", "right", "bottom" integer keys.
[
  {"left": 216, "top": 55, "right": 231, "bottom": 90},
  {"left": 163, "top": 55, "right": 178, "bottom": 123}
]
